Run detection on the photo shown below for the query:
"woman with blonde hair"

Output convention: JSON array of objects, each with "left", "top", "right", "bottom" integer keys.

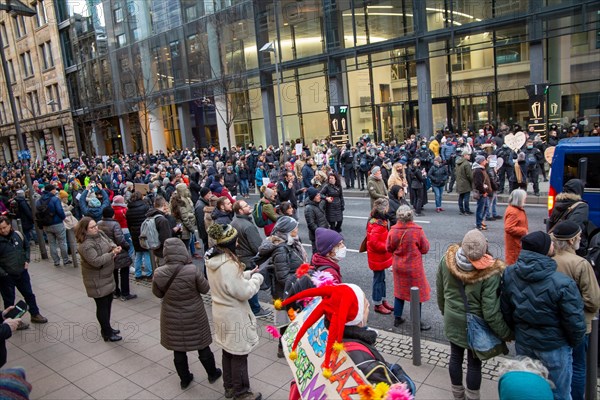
[
  {"left": 504, "top": 189, "right": 528, "bottom": 265},
  {"left": 388, "top": 162, "right": 408, "bottom": 190}
]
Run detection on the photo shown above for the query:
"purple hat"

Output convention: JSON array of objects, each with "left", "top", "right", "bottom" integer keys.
[{"left": 315, "top": 228, "right": 344, "bottom": 256}]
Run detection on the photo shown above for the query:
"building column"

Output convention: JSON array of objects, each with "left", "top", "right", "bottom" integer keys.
[
  {"left": 414, "top": 0, "right": 433, "bottom": 138},
  {"left": 261, "top": 85, "right": 278, "bottom": 147},
  {"left": 177, "top": 103, "right": 194, "bottom": 149},
  {"left": 148, "top": 107, "right": 166, "bottom": 153},
  {"left": 118, "top": 116, "right": 132, "bottom": 154}
]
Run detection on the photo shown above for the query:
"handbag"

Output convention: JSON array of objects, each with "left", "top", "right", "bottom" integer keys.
[
  {"left": 454, "top": 276, "right": 507, "bottom": 360},
  {"left": 359, "top": 236, "right": 367, "bottom": 253},
  {"left": 471, "top": 189, "right": 481, "bottom": 201}
]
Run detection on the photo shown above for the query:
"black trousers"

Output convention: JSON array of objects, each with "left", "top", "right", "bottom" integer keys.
[
  {"left": 498, "top": 166, "right": 513, "bottom": 192},
  {"left": 358, "top": 170, "right": 368, "bottom": 189},
  {"left": 343, "top": 167, "right": 355, "bottom": 188},
  {"left": 0, "top": 270, "right": 40, "bottom": 316},
  {"left": 174, "top": 347, "right": 218, "bottom": 381},
  {"left": 222, "top": 350, "right": 250, "bottom": 397},
  {"left": 113, "top": 268, "right": 130, "bottom": 297},
  {"left": 410, "top": 187, "right": 423, "bottom": 214},
  {"left": 329, "top": 220, "right": 342, "bottom": 232},
  {"left": 93, "top": 294, "right": 113, "bottom": 337},
  {"left": 449, "top": 342, "right": 482, "bottom": 390}
]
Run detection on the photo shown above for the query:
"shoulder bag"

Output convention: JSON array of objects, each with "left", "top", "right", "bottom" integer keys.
[{"left": 454, "top": 275, "right": 507, "bottom": 360}]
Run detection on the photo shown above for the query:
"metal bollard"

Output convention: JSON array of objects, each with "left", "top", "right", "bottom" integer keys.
[
  {"left": 66, "top": 228, "right": 79, "bottom": 268},
  {"left": 34, "top": 225, "right": 48, "bottom": 259},
  {"left": 410, "top": 287, "right": 421, "bottom": 366},
  {"left": 149, "top": 252, "right": 158, "bottom": 274},
  {"left": 585, "top": 317, "right": 598, "bottom": 400},
  {"left": 15, "top": 218, "right": 23, "bottom": 235}
]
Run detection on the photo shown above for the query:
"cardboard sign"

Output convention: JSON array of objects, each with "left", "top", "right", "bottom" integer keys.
[
  {"left": 504, "top": 131, "right": 526, "bottom": 152},
  {"left": 283, "top": 299, "right": 369, "bottom": 400},
  {"left": 134, "top": 183, "right": 150, "bottom": 195},
  {"left": 544, "top": 146, "right": 555, "bottom": 165}
]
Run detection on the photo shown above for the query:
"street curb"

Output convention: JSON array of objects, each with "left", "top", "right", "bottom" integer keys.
[{"left": 342, "top": 190, "right": 548, "bottom": 205}]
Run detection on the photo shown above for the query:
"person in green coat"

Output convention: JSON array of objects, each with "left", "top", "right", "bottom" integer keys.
[
  {"left": 436, "top": 229, "right": 512, "bottom": 400},
  {"left": 454, "top": 151, "right": 473, "bottom": 215}
]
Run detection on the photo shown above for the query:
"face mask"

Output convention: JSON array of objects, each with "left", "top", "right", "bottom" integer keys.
[
  {"left": 287, "top": 234, "right": 295, "bottom": 245},
  {"left": 503, "top": 144, "right": 508, "bottom": 148},
  {"left": 421, "top": 146, "right": 426, "bottom": 149},
  {"left": 335, "top": 246, "right": 347, "bottom": 259},
  {"left": 527, "top": 146, "right": 533, "bottom": 150},
  {"left": 153, "top": 188, "right": 158, "bottom": 193}
]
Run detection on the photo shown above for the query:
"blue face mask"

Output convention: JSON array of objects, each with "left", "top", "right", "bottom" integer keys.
[
  {"left": 421, "top": 146, "right": 426, "bottom": 149},
  {"left": 527, "top": 146, "right": 533, "bottom": 150}
]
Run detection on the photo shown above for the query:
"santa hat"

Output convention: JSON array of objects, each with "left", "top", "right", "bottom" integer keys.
[{"left": 276, "top": 283, "right": 365, "bottom": 378}]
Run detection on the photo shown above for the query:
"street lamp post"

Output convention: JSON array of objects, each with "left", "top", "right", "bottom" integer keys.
[{"left": 0, "top": 0, "right": 48, "bottom": 258}]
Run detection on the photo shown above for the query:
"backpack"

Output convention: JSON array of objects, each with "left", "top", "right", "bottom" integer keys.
[
  {"left": 526, "top": 152, "right": 538, "bottom": 167},
  {"left": 587, "top": 230, "right": 600, "bottom": 284},
  {"left": 35, "top": 198, "right": 55, "bottom": 228},
  {"left": 139, "top": 215, "right": 161, "bottom": 250},
  {"left": 359, "top": 155, "right": 368, "bottom": 171},
  {"left": 252, "top": 202, "right": 269, "bottom": 228}
]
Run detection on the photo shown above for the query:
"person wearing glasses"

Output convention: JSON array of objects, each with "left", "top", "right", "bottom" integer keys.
[{"left": 75, "top": 217, "right": 123, "bottom": 342}]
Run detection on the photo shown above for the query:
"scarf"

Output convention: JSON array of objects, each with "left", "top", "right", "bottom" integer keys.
[{"left": 455, "top": 248, "right": 474, "bottom": 272}]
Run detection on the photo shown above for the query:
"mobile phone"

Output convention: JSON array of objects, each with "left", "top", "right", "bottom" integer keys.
[{"left": 5, "top": 300, "right": 28, "bottom": 319}]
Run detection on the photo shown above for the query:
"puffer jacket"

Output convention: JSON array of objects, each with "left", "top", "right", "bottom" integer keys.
[
  {"left": 437, "top": 244, "right": 512, "bottom": 349},
  {"left": 205, "top": 250, "right": 263, "bottom": 355},
  {"left": 79, "top": 189, "right": 110, "bottom": 221},
  {"left": 152, "top": 238, "right": 211, "bottom": 352},
  {"left": 454, "top": 157, "right": 473, "bottom": 194},
  {"left": 98, "top": 218, "right": 131, "bottom": 270},
  {"left": 125, "top": 199, "right": 149, "bottom": 252},
  {"left": 0, "top": 230, "right": 29, "bottom": 277},
  {"left": 256, "top": 235, "right": 305, "bottom": 300},
  {"left": 170, "top": 184, "right": 196, "bottom": 241},
  {"left": 428, "top": 164, "right": 449, "bottom": 187},
  {"left": 500, "top": 250, "right": 586, "bottom": 351},
  {"left": 320, "top": 184, "right": 344, "bottom": 223},
  {"left": 366, "top": 218, "right": 392, "bottom": 271},
  {"left": 223, "top": 172, "right": 238, "bottom": 195},
  {"left": 78, "top": 231, "right": 116, "bottom": 298},
  {"left": 303, "top": 199, "right": 328, "bottom": 242}
]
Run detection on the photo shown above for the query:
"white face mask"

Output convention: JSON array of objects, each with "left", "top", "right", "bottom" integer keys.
[
  {"left": 335, "top": 246, "right": 347, "bottom": 259},
  {"left": 287, "top": 234, "right": 295, "bottom": 245}
]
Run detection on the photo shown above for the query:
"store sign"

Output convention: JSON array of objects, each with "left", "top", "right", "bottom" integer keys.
[
  {"left": 525, "top": 84, "right": 548, "bottom": 140},
  {"left": 329, "top": 105, "right": 350, "bottom": 144}
]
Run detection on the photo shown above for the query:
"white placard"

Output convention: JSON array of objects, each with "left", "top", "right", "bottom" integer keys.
[{"left": 295, "top": 143, "right": 303, "bottom": 156}]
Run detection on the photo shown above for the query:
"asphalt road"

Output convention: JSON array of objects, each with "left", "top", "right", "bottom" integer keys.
[{"left": 247, "top": 193, "right": 548, "bottom": 344}]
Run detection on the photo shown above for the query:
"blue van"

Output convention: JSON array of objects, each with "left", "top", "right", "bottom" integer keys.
[{"left": 548, "top": 137, "right": 600, "bottom": 227}]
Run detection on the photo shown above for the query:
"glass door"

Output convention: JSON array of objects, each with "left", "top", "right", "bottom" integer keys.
[{"left": 379, "top": 103, "right": 407, "bottom": 142}]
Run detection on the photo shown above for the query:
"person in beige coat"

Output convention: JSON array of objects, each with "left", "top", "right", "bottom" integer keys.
[
  {"left": 75, "top": 217, "right": 122, "bottom": 342},
  {"left": 388, "top": 162, "right": 408, "bottom": 190},
  {"left": 152, "top": 238, "right": 221, "bottom": 390},
  {"left": 205, "top": 223, "right": 263, "bottom": 400},
  {"left": 170, "top": 183, "right": 197, "bottom": 253},
  {"left": 551, "top": 220, "right": 600, "bottom": 400}
]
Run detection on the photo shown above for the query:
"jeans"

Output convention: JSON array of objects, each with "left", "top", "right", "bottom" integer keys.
[
  {"left": 515, "top": 342, "right": 573, "bottom": 400},
  {"left": 394, "top": 299, "right": 423, "bottom": 319},
  {"left": 93, "top": 293, "right": 113, "bottom": 337},
  {"left": 24, "top": 228, "right": 36, "bottom": 244},
  {"left": 485, "top": 193, "right": 498, "bottom": 218},
  {"left": 0, "top": 270, "right": 40, "bottom": 315},
  {"left": 123, "top": 232, "right": 135, "bottom": 259},
  {"left": 372, "top": 270, "right": 386, "bottom": 304},
  {"left": 222, "top": 350, "right": 250, "bottom": 397},
  {"left": 44, "top": 223, "right": 69, "bottom": 264},
  {"left": 572, "top": 334, "right": 588, "bottom": 400},
  {"left": 113, "top": 268, "right": 131, "bottom": 297},
  {"left": 449, "top": 342, "right": 482, "bottom": 390},
  {"left": 239, "top": 179, "right": 249, "bottom": 196},
  {"left": 458, "top": 192, "right": 471, "bottom": 213},
  {"left": 248, "top": 293, "right": 261, "bottom": 314},
  {"left": 475, "top": 196, "right": 488, "bottom": 228},
  {"left": 173, "top": 347, "right": 218, "bottom": 382},
  {"left": 432, "top": 185, "right": 444, "bottom": 208},
  {"left": 134, "top": 251, "right": 153, "bottom": 278}
]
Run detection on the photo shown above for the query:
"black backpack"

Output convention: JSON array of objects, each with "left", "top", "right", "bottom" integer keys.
[{"left": 35, "top": 198, "right": 55, "bottom": 228}]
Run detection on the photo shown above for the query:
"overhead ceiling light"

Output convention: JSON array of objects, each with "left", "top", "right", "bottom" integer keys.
[{"left": 367, "top": 5, "right": 393, "bottom": 8}]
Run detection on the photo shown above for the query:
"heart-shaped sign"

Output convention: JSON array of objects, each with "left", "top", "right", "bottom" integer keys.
[
  {"left": 544, "top": 146, "right": 555, "bottom": 165},
  {"left": 504, "top": 131, "right": 527, "bottom": 152}
]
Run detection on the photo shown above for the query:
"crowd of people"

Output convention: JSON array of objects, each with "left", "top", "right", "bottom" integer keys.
[{"left": 0, "top": 120, "right": 597, "bottom": 399}]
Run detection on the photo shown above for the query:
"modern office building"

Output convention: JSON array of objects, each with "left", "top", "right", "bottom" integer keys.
[
  {"left": 0, "top": 0, "right": 77, "bottom": 164},
  {"left": 49, "top": 0, "right": 600, "bottom": 155}
]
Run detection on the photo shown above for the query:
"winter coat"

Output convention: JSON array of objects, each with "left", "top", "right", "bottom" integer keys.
[
  {"left": 112, "top": 204, "right": 128, "bottom": 230},
  {"left": 408, "top": 166, "right": 424, "bottom": 190},
  {"left": 37, "top": 192, "right": 66, "bottom": 227},
  {"left": 223, "top": 172, "right": 239, "bottom": 195},
  {"left": 205, "top": 250, "right": 263, "bottom": 355},
  {"left": 454, "top": 157, "right": 473, "bottom": 195},
  {"left": 503, "top": 205, "right": 528, "bottom": 265},
  {"left": 301, "top": 164, "right": 315, "bottom": 188},
  {"left": 472, "top": 164, "right": 492, "bottom": 196},
  {"left": 15, "top": 196, "right": 34, "bottom": 231},
  {"left": 255, "top": 168, "right": 267, "bottom": 188},
  {"left": 548, "top": 191, "right": 590, "bottom": 256},
  {"left": 146, "top": 208, "right": 173, "bottom": 259},
  {"left": 366, "top": 218, "right": 392, "bottom": 271},
  {"left": 311, "top": 253, "right": 342, "bottom": 283},
  {"left": 553, "top": 247, "right": 600, "bottom": 333},
  {"left": 320, "top": 184, "right": 344, "bottom": 223},
  {"left": 428, "top": 164, "right": 448, "bottom": 187},
  {"left": 367, "top": 175, "right": 387, "bottom": 208},
  {"left": 303, "top": 199, "right": 328, "bottom": 242},
  {"left": 260, "top": 199, "right": 278, "bottom": 237},
  {"left": 171, "top": 185, "right": 197, "bottom": 241},
  {"left": 211, "top": 208, "right": 233, "bottom": 226},
  {"left": 78, "top": 231, "right": 116, "bottom": 298},
  {"left": 500, "top": 250, "right": 586, "bottom": 351},
  {"left": 256, "top": 235, "right": 306, "bottom": 299},
  {"left": 0, "top": 230, "right": 29, "bottom": 277},
  {"left": 231, "top": 213, "right": 262, "bottom": 269},
  {"left": 386, "top": 221, "right": 430, "bottom": 302},
  {"left": 125, "top": 199, "right": 150, "bottom": 252},
  {"left": 79, "top": 189, "right": 110, "bottom": 222},
  {"left": 436, "top": 244, "right": 512, "bottom": 349},
  {"left": 194, "top": 197, "right": 210, "bottom": 243},
  {"left": 98, "top": 218, "right": 131, "bottom": 270},
  {"left": 152, "top": 239, "right": 212, "bottom": 352}
]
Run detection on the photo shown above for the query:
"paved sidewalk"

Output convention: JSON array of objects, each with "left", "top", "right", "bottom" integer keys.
[{"left": 6, "top": 256, "right": 502, "bottom": 399}]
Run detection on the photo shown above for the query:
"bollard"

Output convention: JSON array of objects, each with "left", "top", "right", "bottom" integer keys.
[
  {"left": 410, "top": 287, "right": 421, "bottom": 366},
  {"left": 585, "top": 318, "right": 598, "bottom": 400},
  {"left": 15, "top": 218, "right": 23, "bottom": 235},
  {"left": 66, "top": 228, "right": 79, "bottom": 268},
  {"left": 34, "top": 225, "right": 48, "bottom": 259},
  {"left": 149, "top": 252, "right": 158, "bottom": 274}
]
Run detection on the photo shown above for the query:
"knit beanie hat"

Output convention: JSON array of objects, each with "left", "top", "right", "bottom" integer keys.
[
  {"left": 111, "top": 195, "right": 126, "bottom": 206},
  {"left": 102, "top": 206, "right": 115, "bottom": 218},
  {"left": 371, "top": 166, "right": 381, "bottom": 174},
  {"left": 315, "top": 227, "right": 343, "bottom": 256},
  {"left": 263, "top": 187, "right": 275, "bottom": 199},
  {"left": 307, "top": 187, "right": 319, "bottom": 201},
  {"left": 498, "top": 371, "right": 553, "bottom": 400},
  {"left": 475, "top": 155, "right": 486, "bottom": 164},
  {"left": 59, "top": 190, "right": 69, "bottom": 200},
  {"left": 207, "top": 224, "right": 238, "bottom": 245},
  {"left": 521, "top": 231, "right": 552, "bottom": 256},
  {"left": 273, "top": 216, "right": 298, "bottom": 235},
  {"left": 461, "top": 229, "right": 494, "bottom": 270},
  {"left": 551, "top": 221, "right": 581, "bottom": 240},
  {"left": 200, "top": 187, "right": 211, "bottom": 198},
  {"left": 88, "top": 197, "right": 101, "bottom": 208},
  {"left": 0, "top": 367, "right": 32, "bottom": 400}
]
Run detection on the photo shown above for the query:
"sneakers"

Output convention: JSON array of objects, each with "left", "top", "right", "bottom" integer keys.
[
  {"left": 64, "top": 260, "right": 72, "bottom": 265},
  {"left": 207, "top": 368, "right": 222, "bottom": 384},
  {"left": 121, "top": 294, "right": 138, "bottom": 301},
  {"left": 253, "top": 308, "right": 272, "bottom": 317},
  {"left": 381, "top": 300, "right": 394, "bottom": 312},
  {"left": 439, "top": 208, "right": 445, "bottom": 212},
  {"left": 374, "top": 304, "right": 392, "bottom": 315},
  {"left": 477, "top": 226, "right": 487, "bottom": 231},
  {"left": 30, "top": 314, "right": 48, "bottom": 324}
]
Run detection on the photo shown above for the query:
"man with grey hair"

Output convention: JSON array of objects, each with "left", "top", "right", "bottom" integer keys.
[
  {"left": 551, "top": 220, "right": 600, "bottom": 400},
  {"left": 368, "top": 166, "right": 387, "bottom": 208}
]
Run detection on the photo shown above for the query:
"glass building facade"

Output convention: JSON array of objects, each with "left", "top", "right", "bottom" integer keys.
[{"left": 56, "top": 0, "right": 599, "bottom": 154}]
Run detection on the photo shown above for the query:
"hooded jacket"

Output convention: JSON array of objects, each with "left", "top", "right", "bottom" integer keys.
[
  {"left": 125, "top": 199, "right": 150, "bottom": 252},
  {"left": 303, "top": 199, "right": 328, "bottom": 242},
  {"left": 37, "top": 191, "right": 66, "bottom": 227},
  {"left": 170, "top": 184, "right": 196, "bottom": 241},
  {"left": 152, "top": 239, "right": 211, "bottom": 352},
  {"left": 500, "top": 250, "right": 586, "bottom": 351},
  {"left": 211, "top": 208, "right": 233, "bottom": 226},
  {"left": 436, "top": 244, "right": 512, "bottom": 349},
  {"left": 145, "top": 208, "right": 173, "bottom": 258},
  {"left": 98, "top": 218, "right": 131, "bottom": 270},
  {"left": 78, "top": 231, "right": 116, "bottom": 298},
  {"left": 256, "top": 235, "right": 306, "bottom": 299},
  {"left": 472, "top": 163, "right": 492, "bottom": 196},
  {"left": 0, "top": 230, "right": 29, "bottom": 277},
  {"left": 454, "top": 157, "right": 473, "bottom": 194},
  {"left": 548, "top": 179, "right": 589, "bottom": 255},
  {"left": 367, "top": 175, "right": 387, "bottom": 208}
]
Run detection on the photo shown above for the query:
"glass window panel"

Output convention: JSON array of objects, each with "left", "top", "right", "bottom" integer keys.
[
  {"left": 279, "top": 114, "right": 300, "bottom": 144},
  {"left": 286, "top": 0, "right": 323, "bottom": 59},
  {"left": 299, "top": 76, "right": 327, "bottom": 113},
  {"left": 366, "top": 0, "right": 412, "bottom": 43},
  {"left": 251, "top": 118, "right": 266, "bottom": 146},
  {"left": 275, "top": 76, "right": 298, "bottom": 116},
  {"left": 302, "top": 111, "right": 328, "bottom": 144}
]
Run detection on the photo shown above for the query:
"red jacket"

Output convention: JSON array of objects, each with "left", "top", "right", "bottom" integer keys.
[
  {"left": 112, "top": 205, "right": 128, "bottom": 229},
  {"left": 366, "top": 218, "right": 392, "bottom": 271}
]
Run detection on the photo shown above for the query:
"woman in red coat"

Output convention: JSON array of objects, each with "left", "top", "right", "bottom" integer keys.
[
  {"left": 366, "top": 198, "right": 394, "bottom": 315},
  {"left": 386, "top": 204, "right": 431, "bottom": 330},
  {"left": 503, "top": 189, "right": 528, "bottom": 265}
]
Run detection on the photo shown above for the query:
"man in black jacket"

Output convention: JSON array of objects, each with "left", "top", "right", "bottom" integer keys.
[
  {"left": 303, "top": 188, "right": 329, "bottom": 254},
  {"left": 194, "top": 187, "right": 212, "bottom": 251},
  {"left": 0, "top": 216, "right": 47, "bottom": 326}
]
